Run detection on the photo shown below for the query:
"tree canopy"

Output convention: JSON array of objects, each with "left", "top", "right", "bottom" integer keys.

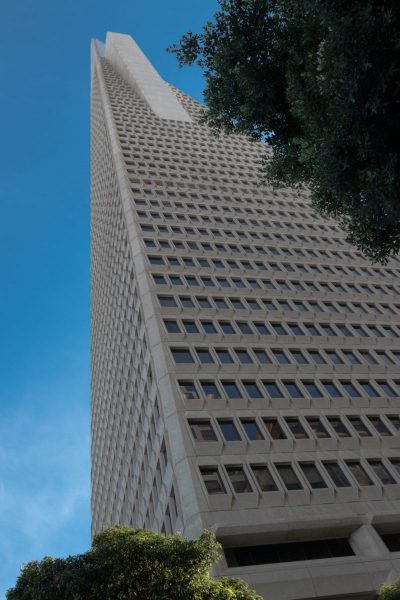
[
  {"left": 169, "top": 0, "right": 400, "bottom": 263},
  {"left": 7, "top": 526, "right": 262, "bottom": 600},
  {"left": 379, "top": 580, "right": 400, "bottom": 600}
]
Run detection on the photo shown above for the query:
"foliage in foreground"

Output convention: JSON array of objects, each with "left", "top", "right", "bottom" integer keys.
[
  {"left": 169, "top": 0, "right": 400, "bottom": 263},
  {"left": 7, "top": 526, "right": 262, "bottom": 600},
  {"left": 379, "top": 580, "right": 400, "bottom": 600}
]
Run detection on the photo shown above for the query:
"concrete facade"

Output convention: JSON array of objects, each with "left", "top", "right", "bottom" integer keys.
[{"left": 90, "top": 32, "right": 400, "bottom": 600}]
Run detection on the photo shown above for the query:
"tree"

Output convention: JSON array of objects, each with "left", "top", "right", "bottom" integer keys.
[
  {"left": 7, "top": 526, "right": 262, "bottom": 600},
  {"left": 169, "top": 0, "right": 400, "bottom": 263},
  {"left": 379, "top": 580, "right": 400, "bottom": 600}
]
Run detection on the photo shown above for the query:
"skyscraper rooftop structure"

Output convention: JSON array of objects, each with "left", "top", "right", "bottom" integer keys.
[{"left": 90, "top": 32, "right": 400, "bottom": 600}]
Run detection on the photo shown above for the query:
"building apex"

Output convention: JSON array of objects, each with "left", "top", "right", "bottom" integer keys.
[{"left": 103, "top": 32, "right": 192, "bottom": 123}]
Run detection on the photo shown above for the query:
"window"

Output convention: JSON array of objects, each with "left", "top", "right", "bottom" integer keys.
[
  {"left": 222, "top": 381, "right": 242, "bottom": 398},
  {"left": 343, "top": 350, "right": 361, "bottom": 365},
  {"left": 359, "top": 350, "right": 378, "bottom": 365},
  {"left": 231, "top": 298, "right": 245, "bottom": 310},
  {"left": 153, "top": 274, "right": 167, "bottom": 285},
  {"left": 376, "top": 351, "right": 395, "bottom": 365},
  {"left": 237, "top": 321, "right": 253, "bottom": 334},
  {"left": 272, "top": 350, "right": 290, "bottom": 364},
  {"left": 251, "top": 465, "right": 278, "bottom": 492},
  {"left": 272, "top": 323, "right": 287, "bottom": 335},
  {"left": 180, "top": 296, "right": 195, "bottom": 308},
  {"left": 308, "top": 350, "right": 325, "bottom": 365},
  {"left": 217, "top": 277, "right": 230, "bottom": 288},
  {"left": 285, "top": 418, "right": 308, "bottom": 439},
  {"left": 241, "top": 419, "right": 263, "bottom": 440},
  {"left": 178, "top": 381, "right": 198, "bottom": 400},
  {"left": 170, "top": 275, "right": 183, "bottom": 286},
  {"left": 359, "top": 381, "right": 378, "bottom": 397},
  {"left": 346, "top": 461, "right": 373, "bottom": 486},
  {"left": 200, "top": 467, "right": 226, "bottom": 494},
  {"left": 263, "top": 300, "right": 276, "bottom": 310},
  {"left": 300, "top": 463, "right": 327, "bottom": 489},
  {"left": 368, "top": 460, "right": 396, "bottom": 485},
  {"left": 201, "top": 321, "right": 217, "bottom": 334},
  {"left": 226, "top": 467, "right": 253, "bottom": 493},
  {"left": 283, "top": 381, "right": 303, "bottom": 398},
  {"left": 196, "top": 348, "right": 215, "bottom": 364},
  {"left": 171, "top": 348, "right": 194, "bottom": 363},
  {"left": 307, "top": 417, "right": 330, "bottom": 438},
  {"left": 367, "top": 416, "right": 391, "bottom": 436},
  {"left": 235, "top": 349, "right": 253, "bottom": 364},
  {"left": 352, "top": 325, "right": 368, "bottom": 337},
  {"left": 288, "top": 324, "right": 304, "bottom": 336},
  {"left": 185, "top": 276, "right": 198, "bottom": 287},
  {"left": 164, "top": 319, "right": 180, "bottom": 333},
  {"left": 242, "top": 380, "right": 262, "bottom": 399},
  {"left": 305, "top": 324, "right": 320, "bottom": 336},
  {"left": 390, "top": 459, "right": 400, "bottom": 477},
  {"left": 254, "top": 322, "right": 270, "bottom": 335},
  {"left": 320, "top": 324, "right": 336, "bottom": 337},
  {"left": 263, "top": 418, "right": 286, "bottom": 439},
  {"left": 197, "top": 297, "right": 212, "bottom": 308},
  {"left": 380, "top": 533, "right": 400, "bottom": 552},
  {"left": 167, "top": 256, "right": 180, "bottom": 267},
  {"left": 224, "top": 538, "right": 354, "bottom": 567},
  {"left": 326, "top": 351, "right": 343, "bottom": 365},
  {"left": 323, "top": 462, "right": 351, "bottom": 487},
  {"left": 215, "top": 298, "right": 229, "bottom": 309},
  {"left": 247, "top": 299, "right": 261, "bottom": 310},
  {"left": 263, "top": 381, "right": 283, "bottom": 398},
  {"left": 276, "top": 464, "right": 303, "bottom": 490},
  {"left": 377, "top": 381, "right": 396, "bottom": 397},
  {"left": 341, "top": 381, "right": 360, "bottom": 398},
  {"left": 201, "top": 381, "right": 221, "bottom": 400},
  {"left": 322, "top": 381, "right": 341, "bottom": 397},
  {"left": 348, "top": 417, "right": 371, "bottom": 437},
  {"left": 183, "top": 320, "right": 199, "bottom": 334},
  {"left": 218, "top": 420, "right": 241, "bottom": 441},
  {"left": 219, "top": 321, "right": 236, "bottom": 334},
  {"left": 201, "top": 277, "right": 214, "bottom": 287},
  {"left": 291, "top": 350, "right": 307, "bottom": 364},
  {"left": 337, "top": 324, "right": 352, "bottom": 337},
  {"left": 327, "top": 417, "right": 350, "bottom": 437},
  {"left": 159, "top": 295, "right": 177, "bottom": 308},
  {"left": 303, "top": 381, "right": 323, "bottom": 398},
  {"left": 189, "top": 420, "right": 217, "bottom": 442},
  {"left": 216, "top": 349, "right": 234, "bottom": 364},
  {"left": 253, "top": 349, "right": 272, "bottom": 364},
  {"left": 149, "top": 256, "right": 164, "bottom": 265},
  {"left": 387, "top": 415, "right": 400, "bottom": 430}
]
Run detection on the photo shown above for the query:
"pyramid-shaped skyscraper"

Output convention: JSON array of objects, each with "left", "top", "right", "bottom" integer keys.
[{"left": 91, "top": 33, "right": 400, "bottom": 599}]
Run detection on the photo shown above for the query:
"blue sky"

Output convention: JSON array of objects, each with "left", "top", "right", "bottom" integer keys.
[{"left": 0, "top": 0, "right": 217, "bottom": 595}]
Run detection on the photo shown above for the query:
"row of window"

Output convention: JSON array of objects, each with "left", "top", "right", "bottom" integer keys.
[
  {"left": 199, "top": 457, "right": 400, "bottom": 496},
  {"left": 137, "top": 208, "right": 342, "bottom": 236},
  {"left": 168, "top": 339, "right": 399, "bottom": 370},
  {"left": 134, "top": 196, "right": 328, "bottom": 225},
  {"left": 144, "top": 248, "right": 397, "bottom": 280},
  {"left": 224, "top": 538, "right": 354, "bottom": 567},
  {"left": 171, "top": 346, "right": 400, "bottom": 373},
  {"left": 224, "top": 531, "right": 400, "bottom": 567},
  {"left": 141, "top": 229, "right": 396, "bottom": 268},
  {"left": 139, "top": 218, "right": 358, "bottom": 251},
  {"left": 151, "top": 269, "right": 399, "bottom": 298},
  {"left": 158, "top": 295, "right": 400, "bottom": 324},
  {"left": 188, "top": 413, "right": 400, "bottom": 444},
  {"left": 177, "top": 378, "right": 399, "bottom": 402}
]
